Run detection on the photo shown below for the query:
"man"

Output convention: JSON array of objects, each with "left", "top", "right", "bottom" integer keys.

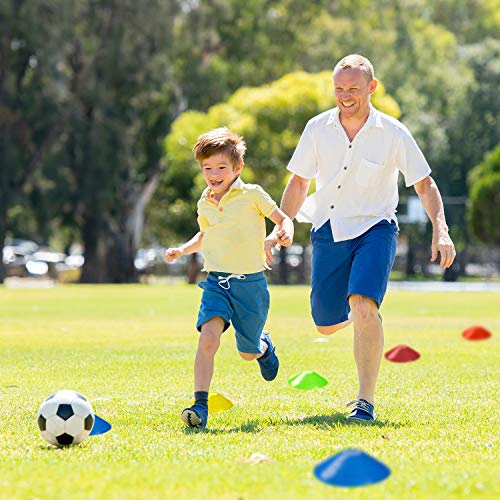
[{"left": 265, "top": 54, "right": 455, "bottom": 421}]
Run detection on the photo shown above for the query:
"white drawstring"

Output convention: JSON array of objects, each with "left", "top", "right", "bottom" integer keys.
[{"left": 217, "top": 274, "right": 246, "bottom": 289}]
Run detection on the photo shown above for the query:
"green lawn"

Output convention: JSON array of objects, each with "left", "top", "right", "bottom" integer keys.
[{"left": 0, "top": 284, "right": 498, "bottom": 499}]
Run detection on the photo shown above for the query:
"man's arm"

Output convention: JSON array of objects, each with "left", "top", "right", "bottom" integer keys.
[
  {"left": 264, "top": 174, "right": 310, "bottom": 264},
  {"left": 166, "top": 231, "right": 204, "bottom": 262},
  {"left": 413, "top": 176, "right": 456, "bottom": 268},
  {"left": 280, "top": 174, "right": 311, "bottom": 219}
]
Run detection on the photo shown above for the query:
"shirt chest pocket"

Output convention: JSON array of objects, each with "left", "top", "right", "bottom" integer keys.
[{"left": 355, "top": 158, "right": 385, "bottom": 188}]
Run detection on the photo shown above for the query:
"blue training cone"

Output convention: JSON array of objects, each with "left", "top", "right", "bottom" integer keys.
[
  {"left": 314, "top": 449, "right": 391, "bottom": 487},
  {"left": 89, "top": 414, "right": 112, "bottom": 436}
]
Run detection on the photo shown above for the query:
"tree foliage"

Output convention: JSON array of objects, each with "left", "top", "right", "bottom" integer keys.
[
  {"left": 1, "top": 0, "right": 499, "bottom": 282},
  {"left": 467, "top": 145, "right": 500, "bottom": 246},
  {"left": 152, "top": 71, "right": 400, "bottom": 244}
]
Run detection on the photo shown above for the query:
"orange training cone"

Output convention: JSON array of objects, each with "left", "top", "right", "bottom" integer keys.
[{"left": 462, "top": 326, "right": 492, "bottom": 341}]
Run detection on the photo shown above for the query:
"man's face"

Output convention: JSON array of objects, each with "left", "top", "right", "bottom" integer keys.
[
  {"left": 202, "top": 152, "right": 242, "bottom": 200},
  {"left": 333, "top": 68, "right": 377, "bottom": 121}
]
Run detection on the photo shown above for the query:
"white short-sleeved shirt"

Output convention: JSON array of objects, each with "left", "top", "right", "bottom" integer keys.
[{"left": 287, "top": 105, "right": 431, "bottom": 241}]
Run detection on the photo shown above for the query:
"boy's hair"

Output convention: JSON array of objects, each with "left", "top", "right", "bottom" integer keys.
[
  {"left": 333, "top": 54, "right": 375, "bottom": 81},
  {"left": 193, "top": 127, "right": 246, "bottom": 166}
]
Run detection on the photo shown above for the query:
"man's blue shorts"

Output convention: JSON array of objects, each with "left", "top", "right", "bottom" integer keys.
[
  {"left": 196, "top": 271, "right": 269, "bottom": 354},
  {"left": 310, "top": 219, "right": 398, "bottom": 327}
]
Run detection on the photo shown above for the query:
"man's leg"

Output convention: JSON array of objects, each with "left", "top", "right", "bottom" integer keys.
[
  {"left": 316, "top": 317, "right": 352, "bottom": 335},
  {"left": 348, "top": 294, "right": 383, "bottom": 405}
]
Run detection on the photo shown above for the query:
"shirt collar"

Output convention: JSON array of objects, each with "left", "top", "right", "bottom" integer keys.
[
  {"left": 204, "top": 176, "right": 244, "bottom": 201},
  {"left": 327, "top": 104, "right": 384, "bottom": 129}
]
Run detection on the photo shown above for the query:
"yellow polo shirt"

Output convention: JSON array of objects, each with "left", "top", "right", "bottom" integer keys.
[{"left": 197, "top": 177, "right": 278, "bottom": 273}]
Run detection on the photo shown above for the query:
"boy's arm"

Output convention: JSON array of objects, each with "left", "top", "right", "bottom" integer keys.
[
  {"left": 166, "top": 231, "right": 204, "bottom": 263},
  {"left": 265, "top": 209, "right": 294, "bottom": 265}
]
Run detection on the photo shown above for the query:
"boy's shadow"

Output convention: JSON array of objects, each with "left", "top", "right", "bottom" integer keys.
[{"left": 182, "top": 419, "right": 262, "bottom": 435}]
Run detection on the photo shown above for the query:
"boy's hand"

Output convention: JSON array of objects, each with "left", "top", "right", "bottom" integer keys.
[
  {"left": 166, "top": 247, "right": 183, "bottom": 263},
  {"left": 264, "top": 234, "right": 280, "bottom": 267}
]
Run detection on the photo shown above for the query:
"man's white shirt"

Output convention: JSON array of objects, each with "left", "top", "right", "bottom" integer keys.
[{"left": 287, "top": 105, "right": 431, "bottom": 241}]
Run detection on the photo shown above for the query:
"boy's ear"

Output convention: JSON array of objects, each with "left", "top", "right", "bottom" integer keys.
[{"left": 234, "top": 162, "right": 244, "bottom": 174}]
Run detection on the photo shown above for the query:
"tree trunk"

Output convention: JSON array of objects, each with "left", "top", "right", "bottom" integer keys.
[
  {"left": 0, "top": 204, "right": 6, "bottom": 285},
  {"left": 80, "top": 217, "right": 109, "bottom": 283},
  {"left": 79, "top": 168, "right": 162, "bottom": 283}
]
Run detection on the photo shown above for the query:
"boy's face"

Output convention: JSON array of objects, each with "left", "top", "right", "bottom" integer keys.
[{"left": 201, "top": 152, "right": 242, "bottom": 199}]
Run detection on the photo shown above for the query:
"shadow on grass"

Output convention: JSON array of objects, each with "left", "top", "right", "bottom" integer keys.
[
  {"left": 183, "top": 414, "right": 406, "bottom": 434},
  {"left": 182, "top": 419, "right": 262, "bottom": 435},
  {"left": 276, "top": 413, "right": 406, "bottom": 429}
]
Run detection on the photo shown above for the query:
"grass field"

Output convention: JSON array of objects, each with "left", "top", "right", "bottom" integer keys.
[{"left": 0, "top": 284, "right": 498, "bottom": 499}]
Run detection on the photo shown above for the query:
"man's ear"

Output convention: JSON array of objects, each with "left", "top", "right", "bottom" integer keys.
[{"left": 369, "top": 79, "right": 378, "bottom": 95}]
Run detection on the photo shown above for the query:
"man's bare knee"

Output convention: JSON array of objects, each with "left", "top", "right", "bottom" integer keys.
[
  {"left": 316, "top": 320, "right": 351, "bottom": 335},
  {"left": 349, "top": 294, "right": 379, "bottom": 322}
]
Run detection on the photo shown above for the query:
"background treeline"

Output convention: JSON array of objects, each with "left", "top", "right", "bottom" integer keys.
[{"left": 1, "top": 0, "right": 499, "bottom": 283}]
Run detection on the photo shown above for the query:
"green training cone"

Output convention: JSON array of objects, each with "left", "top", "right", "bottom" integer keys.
[{"left": 288, "top": 370, "right": 328, "bottom": 390}]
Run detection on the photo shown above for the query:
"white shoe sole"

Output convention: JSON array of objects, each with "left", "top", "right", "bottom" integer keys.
[{"left": 181, "top": 409, "right": 202, "bottom": 427}]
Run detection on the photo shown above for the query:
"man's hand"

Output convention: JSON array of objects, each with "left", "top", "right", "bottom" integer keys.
[
  {"left": 166, "top": 247, "right": 183, "bottom": 263},
  {"left": 431, "top": 230, "right": 456, "bottom": 268},
  {"left": 264, "top": 228, "right": 293, "bottom": 268}
]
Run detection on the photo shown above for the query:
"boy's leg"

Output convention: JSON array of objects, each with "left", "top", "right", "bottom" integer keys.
[
  {"left": 229, "top": 274, "right": 279, "bottom": 381},
  {"left": 194, "top": 316, "right": 225, "bottom": 391},
  {"left": 181, "top": 316, "right": 225, "bottom": 428}
]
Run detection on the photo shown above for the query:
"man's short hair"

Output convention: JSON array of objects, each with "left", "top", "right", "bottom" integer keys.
[
  {"left": 333, "top": 54, "right": 375, "bottom": 81},
  {"left": 193, "top": 127, "right": 246, "bottom": 166}
]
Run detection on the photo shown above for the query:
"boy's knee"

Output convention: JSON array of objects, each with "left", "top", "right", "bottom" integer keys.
[{"left": 198, "top": 330, "right": 221, "bottom": 353}]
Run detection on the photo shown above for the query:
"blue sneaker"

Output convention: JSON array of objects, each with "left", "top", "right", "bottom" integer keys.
[
  {"left": 257, "top": 331, "right": 279, "bottom": 381},
  {"left": 181, "top": 403, "right": 208, "bottom": 428},
  {"left": 347, "top": 399, "right": 376, "bottom": 421}
]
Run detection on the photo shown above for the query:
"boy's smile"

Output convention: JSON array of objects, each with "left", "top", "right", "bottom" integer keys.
[{"left": 202, "top": 152, "right": 243, "bottom": 201}]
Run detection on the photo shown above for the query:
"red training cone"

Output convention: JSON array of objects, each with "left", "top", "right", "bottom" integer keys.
[
  {"left": 384, "top": 344, "right": 420, "bottom": 363},
  {"left": 462, "top": 326, "right": 492, "bottom": 341}
]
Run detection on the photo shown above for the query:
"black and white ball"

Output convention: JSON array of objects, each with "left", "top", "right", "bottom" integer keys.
[{"left": 37, "top": 390, "right": 95, "bottom": 446}]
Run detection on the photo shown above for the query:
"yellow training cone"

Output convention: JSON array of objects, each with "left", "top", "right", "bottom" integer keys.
[{"left": 191, "top": 392, "right": 234, "bottom": 413}]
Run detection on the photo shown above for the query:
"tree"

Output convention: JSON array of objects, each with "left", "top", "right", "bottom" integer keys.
[
  {"left": 1, "top": 0, "right": 184, "bottom": 283},
  {"left": 467, "top": 145, "right": 500, "bottom": 246}
]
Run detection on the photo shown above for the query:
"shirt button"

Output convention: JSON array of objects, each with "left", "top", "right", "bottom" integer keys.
[
  {"left": 344, "top": 166, "right": 347, "bottom": 170},
  {"left": 330, "top": 205, "right": 334, "bottom": 209},
  {"left": 348, "top": 144, "right": 352, "bottom": 148},
  {"left": 337, "top": 185, "right": 341, "bottom": 189},
  {"left": 218, "top": 207, "right": 223, "bottom": 212}
]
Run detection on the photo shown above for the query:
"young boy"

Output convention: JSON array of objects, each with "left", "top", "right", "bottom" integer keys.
[{"left": 166, "top": 127, "right": 294, "bottom": 429}]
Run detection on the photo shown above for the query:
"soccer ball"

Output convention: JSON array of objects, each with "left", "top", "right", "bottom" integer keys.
[{"left": 37, "top": 390, "right": 95, "bottom": 446}]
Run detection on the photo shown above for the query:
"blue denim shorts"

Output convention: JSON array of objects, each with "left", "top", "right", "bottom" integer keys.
[
  {"left": 310, "top": 220, "right": 398, "bottom": 327},
  {"left": 196, "top": 271, "right": 269, "bottom": 354}
]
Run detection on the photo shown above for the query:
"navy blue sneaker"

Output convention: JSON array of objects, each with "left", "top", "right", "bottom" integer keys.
[
  {"left": 257, "top": 331, "right": 279, "bottom": 381},
  {"left": 181, "top": 403, "right": 208, "bottom": 428},
  {"left": 347, "top": 399, "right": 376, "bottom": 421}
]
